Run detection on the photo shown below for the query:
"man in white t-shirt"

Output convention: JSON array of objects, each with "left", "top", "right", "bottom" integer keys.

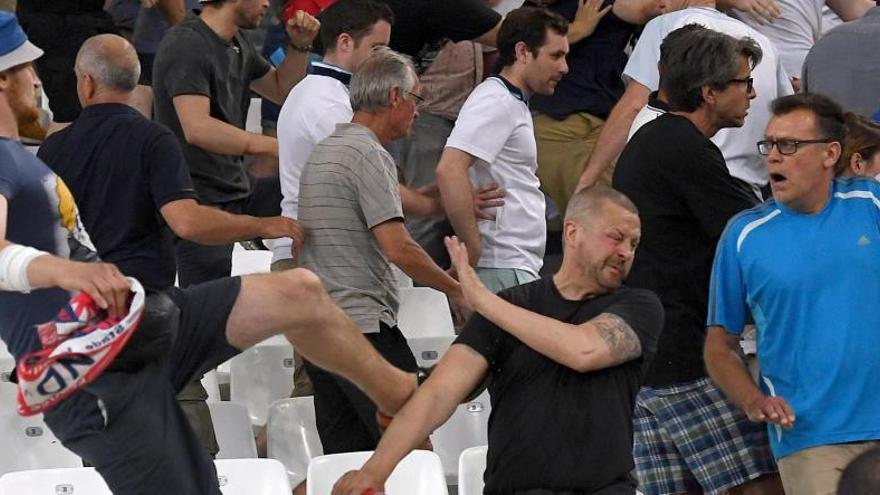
[
  {"left": 274, "top": 0, "right": 394, "bottom": 267},
  {"left": 575, "top": 0, "right": 793, "bottom": 197},
  {"left": 436, "top": 6, "right": 569, "bottom": 292}
]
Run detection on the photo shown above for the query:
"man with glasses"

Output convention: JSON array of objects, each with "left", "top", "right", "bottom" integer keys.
[
  {"left": 614, "top": 25, "right": 782, "bottom": 495},
  {"left": 706, "top": 92, "right": 880, "bottom": 495},
  {"left": 575, "top": 0, "right": 792, "bottom": 199},
  {"left": 297, "top": 47, "right": 466, "bottom": 455}
]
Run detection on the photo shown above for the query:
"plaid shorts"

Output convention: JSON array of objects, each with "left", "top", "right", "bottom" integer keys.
[{"left": 633, "top": 377, "right": 777, "bottom": 495}]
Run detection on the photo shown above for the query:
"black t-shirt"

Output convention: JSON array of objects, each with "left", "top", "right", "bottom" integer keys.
[
  {"left": 152, "top": 15, "right": 272, "bottom": 204},
  {"left": 612, "top": 114, "right": 758, "bottom": 387},
  {"left": 529, "top": 0, "right": 635, "bottom": 120},
  {"left": 383, "top": 0, "right": 501, "bottom": 57},
  {"left": 39, "top": 103, "right": 198, "bottom": 291},
  {"left": 455, "top": 277, "right": 663, "bottom": 494}
]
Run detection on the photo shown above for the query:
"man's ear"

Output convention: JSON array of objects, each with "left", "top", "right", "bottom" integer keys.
[
  {"left": 851, "top": 152, "right": 866, "bottom": 175},
  {"left": 824, "top": 141, "right": 843, "bottom": 171},
  {"left": 701, "top": 85, "right": 717, "bottom": 106},
  {"left": 514, "top": 40, "right": 531, "bottom": 63},
  {"left": 389, "top": 85, "right": 403, "bottom": 108},
  {"left": 0, "top": 70, "right": 10, "bottom": 91}
]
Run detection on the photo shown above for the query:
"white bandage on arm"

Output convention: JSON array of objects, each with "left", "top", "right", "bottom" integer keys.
[{"left": 0, "top": 244, "right": 50, "bottom": 293}]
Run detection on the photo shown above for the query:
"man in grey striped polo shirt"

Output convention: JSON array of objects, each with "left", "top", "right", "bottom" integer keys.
[{"left": 298, "top": 47, "right": 465, "bottom": 454}]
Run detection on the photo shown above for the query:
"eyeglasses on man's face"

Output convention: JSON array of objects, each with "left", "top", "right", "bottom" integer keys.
[
  {"left": 727, "top": 76, "right": 754, "bottom": 93},
  {"left": 756, "top": 138, "right": 834, "bottom": 156},
  {"left": 405, "top": 90, "right": 425, "bottom": 105}
]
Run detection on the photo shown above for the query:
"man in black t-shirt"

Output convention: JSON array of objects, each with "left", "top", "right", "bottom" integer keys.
[
  {"left": 382, "top": 0, "right": 501, "bottom": 56},
  {"left": 612, "top": 26, "right": 780, "bottom": 494},
  {"left": 333, "top": 186, "right": 664, "bottom": 495},
  {"left": 152, "top": 0, "right": 318, "bottom": 287}
]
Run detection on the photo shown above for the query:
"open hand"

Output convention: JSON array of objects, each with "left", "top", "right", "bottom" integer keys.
[
  {"left": 569, "top": 0, "right": 613, "bottom": 43},
  {"left": 445, "top": 236, "right": 490, "bottom": 311},
  {"left": 727, "top": 0, "right": 781, "bottom": 24},
  {"left": 745, "top": 395, "right": 795, "bottom": 428},
  {"left": 473, "top": 184, "right": 505, "bottom": 221}
]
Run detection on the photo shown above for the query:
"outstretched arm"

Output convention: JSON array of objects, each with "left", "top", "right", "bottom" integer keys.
[
  {"left": 332, "top": 344, "right": 490, "bottom": 495},
  {"left": 446, "top": 236, "right": 644, "bottom": 372}
]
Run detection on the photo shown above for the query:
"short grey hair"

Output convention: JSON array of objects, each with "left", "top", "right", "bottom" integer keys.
[
  {"left": 349, "top": 46, "right": 417, "bottom": 113},
  {"left": 76, "top": 34, "right": 140, "bottom": 92},
  {"left": 564, "top": 186, "right": 639, "bottom": 226}
]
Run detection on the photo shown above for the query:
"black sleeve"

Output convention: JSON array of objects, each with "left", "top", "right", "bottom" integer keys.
[
  {"left": 676, "top": 144, "right": 759, "bottom": 239},
  {"left": 425, "top": 0, "right": 501, "bottom": 43},
  {"left": 454, "top": 309, "right": 510, "bottom": 367},
  {"left": 157, "top": 31, "right": 213, "bottom": 98},
  {"left": 602, "top": 289, "right": 664, "bottom": 362},
  {"left": 147, "top": 130, "right": 199, "bottom": 210},
  {"left": 245, "top": 36, "right": 272, "bottom": 82}
]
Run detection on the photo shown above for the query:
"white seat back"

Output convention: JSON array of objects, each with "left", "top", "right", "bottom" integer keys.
[
  {"left": 406, "top": 335, "right": 456, "bottom": 368},
  {"left": 431, "top": 391, "right": 490, "bottom": 482},
  {"left": 202, "top": 369, "right": 221, "bottom": 402},
  {"left": 0, "top": 467, "right": 111, "bottom": 495},
  {"left": 0, "top": 358, "right": 17, "bottom": 412},
  {"left": 266, "top": 397, "right": 323, "bottom": 487},
  {"left": 307, "top": 450, "right": 448, "bottom": 495},
  {"left": 231, "top": 247, "right": 272, "bottom": 276},
  {"left": 397, "top": 287, "right": 455, "bottom": 339},
  {"left": 215, "top": 458, "right": 291, "bottom": 495},
  {"left": 209, "top": 402, "right": 258, "bottom": 459},
  {"left": 456, "top": 446, "right": 487, "bottom": 495},
  {"left": 0, "top": 412, "right": 81, "bottom": 476},
  {"left": 229, "top": 344, "right": 295, "bottom": 426}
]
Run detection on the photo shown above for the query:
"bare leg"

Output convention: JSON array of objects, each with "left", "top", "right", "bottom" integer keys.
[
  {"left": 293, "top": 480, "right": 306, "bottom": 495},
  {"left": 225, "top": 270, "right": 416, "bottom": 415},
  {"left": 727, "top": 474, "right": 785, "bottom": 495}
]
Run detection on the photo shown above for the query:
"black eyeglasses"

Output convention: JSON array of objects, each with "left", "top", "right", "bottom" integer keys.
[
  {"left": 406, "top": 90, "right": 425, "bottom": 105},
  {"left": 728, "top": 77, "right": 754, "bottom": 93},
  {"left": 756, "top": 138, "right": 834, "bottom": 156}
]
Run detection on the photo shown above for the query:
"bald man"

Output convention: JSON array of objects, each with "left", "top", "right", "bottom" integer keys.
[
  {"left": 31, "top": 34, "right": 421, "bottom": 494},
  {"left": 38, "top": 33, "right": 306, "bottom": 457}
]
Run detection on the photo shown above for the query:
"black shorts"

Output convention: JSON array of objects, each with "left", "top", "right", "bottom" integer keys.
[
  {"left": 43, "top": 277, "right": 242, "bottom": 495},
  {"left": 305, "top": 323, "right": 417, "bottom": 454}
]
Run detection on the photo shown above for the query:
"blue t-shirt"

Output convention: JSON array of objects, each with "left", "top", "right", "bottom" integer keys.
[
  {"left": 0, "top": 139, "right": 97, "bottom": 361},
  {"left": 708, "top": 178, "right": 880, "bottom": 459}
]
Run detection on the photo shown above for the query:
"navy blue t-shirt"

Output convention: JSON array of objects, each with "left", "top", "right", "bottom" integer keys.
[
  {"left": 39, "top": 103, "right": 198, "bottom": 291},
  {"left": 0, "top": 138, "right": 97, "bottom": 360},
  {"left": 529, "top": 0, "right": 635, "bottom": 120}
]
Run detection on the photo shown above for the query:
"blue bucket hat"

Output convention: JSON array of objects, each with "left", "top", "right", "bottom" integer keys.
[{"left": 0, "top": 12, "right": 42, "bottom": 73}]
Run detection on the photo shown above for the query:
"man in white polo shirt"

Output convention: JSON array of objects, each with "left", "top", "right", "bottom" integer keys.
[
  {"left": 436, "top": 6, "right": 569, "bottom": 292},
  {"left": 575, "top": 0, "right": 793, "bottom": 198}
]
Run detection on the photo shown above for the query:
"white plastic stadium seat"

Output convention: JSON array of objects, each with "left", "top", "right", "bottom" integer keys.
[
  {"left": 431, "top": 391, "right": 491, "bottom": 483},
  {"left": 0, "top": 357, "right": 17, "bottom": 411},
  {"left": 209, "top": 402, "right": 258, "bottom": 459},
  {"left": 231, "top": 246, "right": 273, "bottom": 276},
  {"left": 245, "top": 97, "right": 263, "bottom": 134},
  {"left": 0, "top": 467, "right": 111, "bottom": 495},
  {"left": 456, "top": 445, "right": 487, "bottom": 495},
  {"left": 406, "top": 335, "right": 456, "bottom": 368},
  {"left": 266, "top": 397, "right": 323, "bottom": 487},
  {"left": 307, "top": 450, "right": 448, "bottom": 495},
  {"left": 0, "top": 412, "right": 81, "bottom": 476},
  {"left": 215, "top": 458, "right": 291, "bottom": 495},
  {"left": 202, "top": 369, "right": 221, "bottom": 402},
  {"left": 229, "top": 343, "right": 295, "bottom": 426},
  {"left": 397, "top": 287, "right": 455, "bottom": 339}
]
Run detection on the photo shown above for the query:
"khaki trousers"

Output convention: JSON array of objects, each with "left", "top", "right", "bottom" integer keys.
[{"left": 778, "top": 441, "right": 880, "bottom": 495}]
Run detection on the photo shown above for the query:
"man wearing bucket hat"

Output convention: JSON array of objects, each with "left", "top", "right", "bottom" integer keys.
[{"left": 0, "top": 14, "right": 424, "bottom": 494}]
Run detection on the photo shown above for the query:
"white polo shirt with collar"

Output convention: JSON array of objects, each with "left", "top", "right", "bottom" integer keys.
[
  {"left": 445, "top": 76, "right": 545, "bottom": 277},
  {"left": 273, "top": 62, "right": 353, "bottom": 263}
]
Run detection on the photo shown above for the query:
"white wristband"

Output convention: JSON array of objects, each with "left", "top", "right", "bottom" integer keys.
[{"left": 0, "top": 244, "right": 49, "bottom": 293}]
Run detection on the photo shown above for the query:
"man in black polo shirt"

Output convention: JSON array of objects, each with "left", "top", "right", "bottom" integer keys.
[
  {"left": 612, "top": 25, "right": 780, "bottom": 494},
  {"left": 38, "top": 33, "right": 304, "bottom": 457},
  {"left": 333, "top": 187, "right": 663, "bottom": 495}
]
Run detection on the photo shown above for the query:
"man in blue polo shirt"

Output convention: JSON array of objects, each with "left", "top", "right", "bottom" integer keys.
[{"left": 706, "top": 93, "right": 880, "bottom": 495}]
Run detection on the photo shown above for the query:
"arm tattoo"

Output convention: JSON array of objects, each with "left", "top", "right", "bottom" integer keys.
[{"left": 593, "top": 313, "right": 642, "bottom": 362}]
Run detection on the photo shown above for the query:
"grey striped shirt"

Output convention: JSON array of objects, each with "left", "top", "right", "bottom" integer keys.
[{"left": 298, "top": 123, "right": 403, "bottom": 334}]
